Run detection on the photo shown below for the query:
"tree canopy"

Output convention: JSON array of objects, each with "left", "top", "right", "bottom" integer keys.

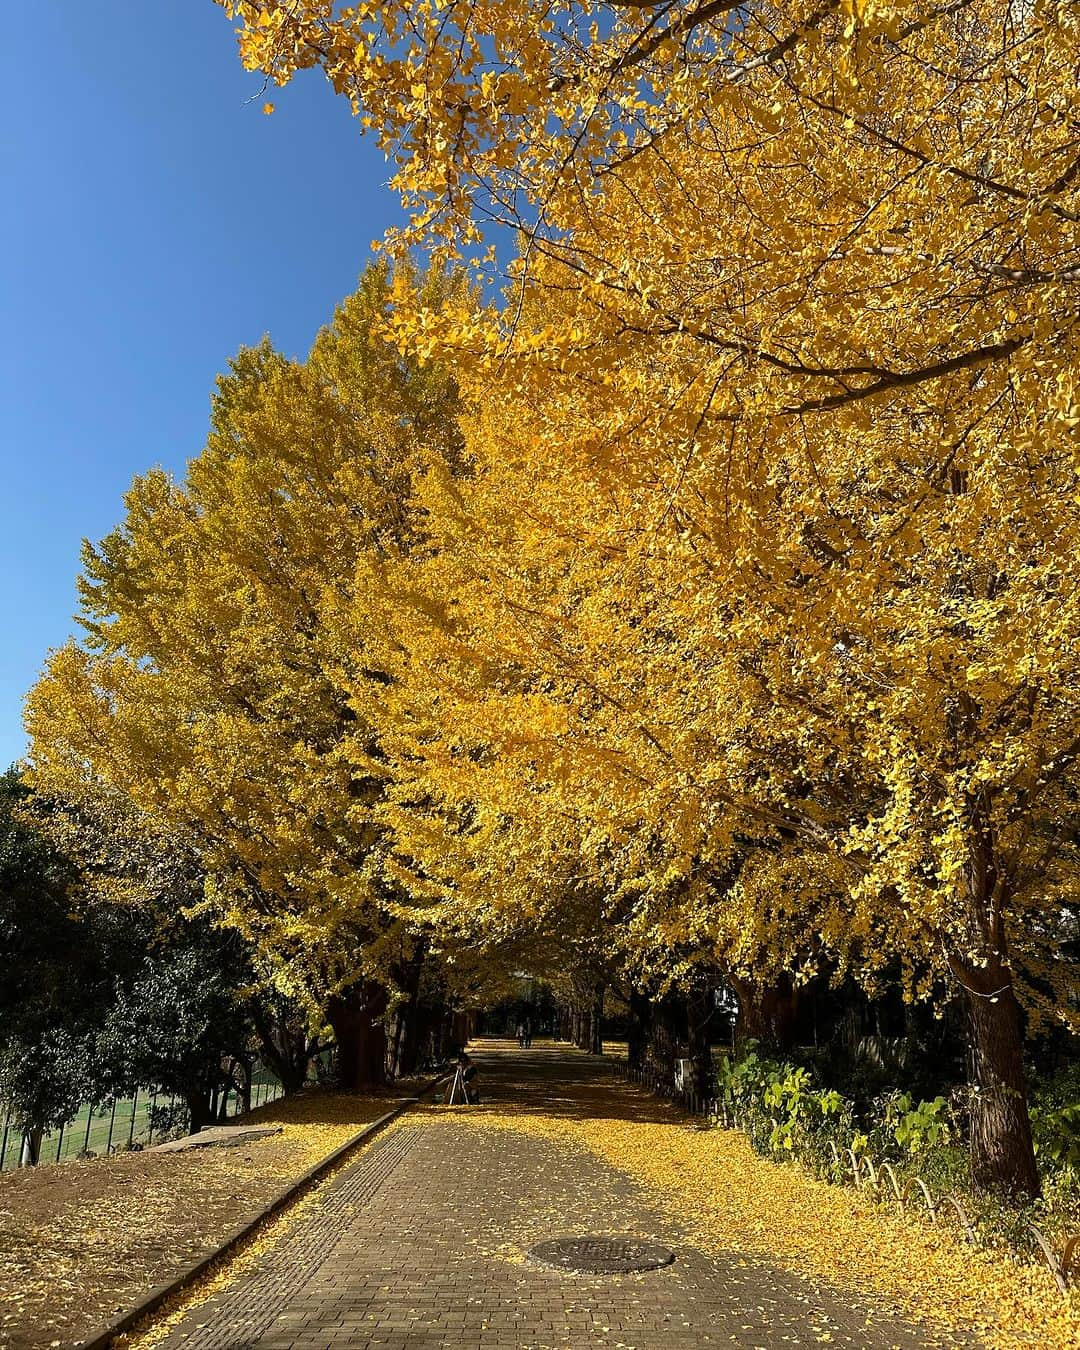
[{"left": 20, "top": 0, "right": 1080, "bottom": 1196}]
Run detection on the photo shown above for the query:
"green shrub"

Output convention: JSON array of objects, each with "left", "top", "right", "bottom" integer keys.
[
  {"left": 1030, "top": 1065, "right": 1080, "bottom": 1171},
  {"left": 710, "top": 1045, "right": 1080, "bottom": 1253},
  {"left": 881, "top": 1090, "right": 953, "bottom": 1154}
]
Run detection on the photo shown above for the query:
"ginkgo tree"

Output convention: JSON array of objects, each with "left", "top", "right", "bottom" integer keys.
[
  {"left": 25, "top": 265, "right": 466, "bottom": 1086},
  {"left": 219, "top": 0, "right": 1078, "bottom": 410},
  {"left": 336, "top": 245, "right": 1079, "bottom": 1199},
  {"left": 214, "top": 0, "right": 1080, "bottom": 1196}
]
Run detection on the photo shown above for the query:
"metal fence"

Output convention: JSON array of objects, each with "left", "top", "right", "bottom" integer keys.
[{"left": 0, "top": 1064, "right": 286, "bottom": 1171}]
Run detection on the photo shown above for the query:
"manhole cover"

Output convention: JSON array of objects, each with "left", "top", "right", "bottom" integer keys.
[{"left": 527, "top": 1236, "right": 676, "bottom": 1274}]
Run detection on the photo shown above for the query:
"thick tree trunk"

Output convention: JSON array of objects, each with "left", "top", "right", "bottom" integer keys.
[
  {"left": 451, "top": 1009, "right": 472, "bottom": 1051},
  {"left": 686, "top": 982, "right": 715, "bottom": 1095},
  {"left": 386, "top": 1009, "right": 406, "bottom": 1081},
  {"left": 185, "top": 1089, "right": 213, "bottom": 1134},
  {"left": 386, "top": 945, "right": 427, "bottom": 1080},
  {"left": 953, "top": 955, "right": 1040, "bottom": 1198},
  {"left": 411, "top": 1003, "right": 442, "bottom": 1071},
  {"left": 387, "top": 999, "right": 424, "bottom": 1080},
  {"left": 633, "top": 990, "right": 685, "bottom": 1087},
  {"left": 251, "top": 1002, "right": 318, "bottom": 1096},
  {"left": 239, "top": 1059, "right": 253, "bottom": 1113},
  {"left": 947, "top": 791, "right": 1041, "bottom": 1200},
  {"left": 385, "top": 998, "right": 417, "bottom": 1079},
  {"left": 588, "top": 982, "right": 605, "bottom": 1055},
  {"left": 647, "top": 993, "right": 680, "bottom": 1070},
  {"left": 730, "top": 973, "right": 798, "bottom": 1051},
  {"left": 327, "top": 982, "right": 388, "bottom": 1090},
  {"left": 279, "top": 1058, "right": 310, "bottom": 1095},
  {"left": 19, "top": 1127, "right": 43, "bottom": 1167},
  {"left": 216, "top": 1086, "right": 232, "bottom": 1123},
  {"left": 435, "top": 1006, "right": 455, "bottom": 1062},
  {"left": 627, "top": 990, "right": 651, "bottom": 1069},
  {"left": 399, "top": 999, "right": 423, "bottom": 1076}
]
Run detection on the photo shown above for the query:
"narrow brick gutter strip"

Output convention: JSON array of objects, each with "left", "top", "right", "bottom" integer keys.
[{"left": 74, "top": 1078, "right": 446, "bottom": 1350}]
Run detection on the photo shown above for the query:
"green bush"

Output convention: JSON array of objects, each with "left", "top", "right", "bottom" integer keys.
[
  {"left": 717, "top": 1045, "right": 959, "bottom": 1172},
  {"left": 881, "top": 1091, "right": 952, "bottom": 1153},
  {"left": 716, "top": 1046, "right": 854, "bottom": 1175},
  {"left": 1030, "top": 1064, "right": 1080, "bottom": 1171},
  {"left": 711, "top": 1045, "right": 1080, "bottom": 1253}
]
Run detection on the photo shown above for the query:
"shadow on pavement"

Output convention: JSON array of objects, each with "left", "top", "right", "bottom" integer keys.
[{"left": 430, "top": 1039, "right": 692, "bottom": 1128}]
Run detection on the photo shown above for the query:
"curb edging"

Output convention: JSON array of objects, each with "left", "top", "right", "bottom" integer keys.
[{"left": 75, "top": 1077, "right": 445, "bottom": 1349}]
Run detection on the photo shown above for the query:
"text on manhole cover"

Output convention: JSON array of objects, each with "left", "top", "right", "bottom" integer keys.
[{"left": 527, "top": 1236, "right": 676, "bottom": 1274}]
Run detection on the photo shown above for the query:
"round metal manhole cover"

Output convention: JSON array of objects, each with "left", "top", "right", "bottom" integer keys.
[{"left": 527, "top": 1236, "right": 676, "bottom": 1274}]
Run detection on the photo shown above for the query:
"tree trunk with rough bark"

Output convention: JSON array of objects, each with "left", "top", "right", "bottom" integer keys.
[
  {"left": 185, "top": 1089, "right": 213, "bottom": 1134},
  {"left": 948, "top": 787, "right": 1041, "bottom": 1200},
  {"left": 278, "top": 1057, "right": 310, "bottom": 1096},
  {"left": 327, "top": 982, "right": 388, "bottom": 1090},
  {"left": 627, "top": 989, "right": 651, "bottom": 1069},
  {"left": 239, "top": 1058, "right": 253, "bottom": 1113},
  {"left": 588, "top": 982, "right": 605, "bottom": 1054},
  {"left": 571, "top": 1004, "right": 585, "bottom": 1050},
  {"left": 435, "top": 1006, "right": 455, "bottom": 1062},
  {"left": 251, "top": 1001, "right": 319, "bottom": 1096},
  {"left": 451, "top": 1009, "right": 472, "bottom": 1052},
  {"left": 643, "top": 992, "right": 684, "bottom": 1082},
  {"left": 730, "top": 973, "right": 798, "bottom": 1051},
  {"left": 386, "top": 944, "right": 428, "bottom": 1080},
  {"left": 686, "top": 981, "right": 716, "bottom": 1094},
  {"left": 19, "top": 1127, "right": 43, "bottom": 1167},
  {"left": 953, "top": 954, "right": 1040, "bottom": 1198}
]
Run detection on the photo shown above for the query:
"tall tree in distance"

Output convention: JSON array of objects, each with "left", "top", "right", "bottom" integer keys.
[
  {"left": 25, "top": 264, "right": 466, "bottom": 1087},
  {"left": 0, "top": 769, "right": 89, "bottom": 1158}
]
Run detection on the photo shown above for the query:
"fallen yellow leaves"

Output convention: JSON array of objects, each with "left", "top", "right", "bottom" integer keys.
[
  {"left": 117, "top": 1169, "right": 333, "bottom": 1350},
  {"left": 1, "top": 1091, "right": 397, "bottom": 1350},
  {"left": 420, "top": 1091, "right": 1078, "bottom": 1349}
]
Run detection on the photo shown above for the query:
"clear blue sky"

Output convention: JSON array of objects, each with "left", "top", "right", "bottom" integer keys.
[{"left": 1, "top": 1, "right": 405, "bottom": 769}]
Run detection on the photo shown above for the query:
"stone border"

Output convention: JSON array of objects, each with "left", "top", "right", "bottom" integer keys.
[{"left": 74, "top": 1078, "right": 446, "bottom": 1350}]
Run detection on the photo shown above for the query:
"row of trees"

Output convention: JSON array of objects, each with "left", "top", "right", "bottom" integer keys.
[
  {"left": 213, "top": 0, "right": 1078, "bottom": 1201},
  {"left": 17, "top": 0, "right": 1078, "bottom": 1197}
]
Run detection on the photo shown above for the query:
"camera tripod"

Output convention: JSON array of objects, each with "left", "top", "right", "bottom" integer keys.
[{"left": 445, "top": 1063, "right": 470, "bottom": 1105}]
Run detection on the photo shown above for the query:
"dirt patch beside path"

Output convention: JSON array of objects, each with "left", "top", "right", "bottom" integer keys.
[{"left": 0, "top": 1091, "right": 399, "bottom": 1350}]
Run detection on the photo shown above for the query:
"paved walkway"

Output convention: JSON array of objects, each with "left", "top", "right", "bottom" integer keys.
[{"left": 159, "top": 1044, "right": 972, "bottom": 1350}]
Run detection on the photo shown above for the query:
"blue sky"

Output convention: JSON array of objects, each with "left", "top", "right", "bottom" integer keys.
[{"left": 1, "top": 1, "right": 405, "bottom": 769}]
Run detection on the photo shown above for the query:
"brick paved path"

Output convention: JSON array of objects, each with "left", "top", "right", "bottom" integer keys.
[{"left": 159, "top": 1044, "right": 974, "bottom": 1350}]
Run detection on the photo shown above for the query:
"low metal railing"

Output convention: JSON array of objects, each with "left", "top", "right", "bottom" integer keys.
[{"left": 604, "top": 1053, "right": 1080, "bottom": 1294}]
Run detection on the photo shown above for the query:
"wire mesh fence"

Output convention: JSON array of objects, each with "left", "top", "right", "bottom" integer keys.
[{"left": 0, "top": 1063, "right": 287, "bottom": 1171}]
